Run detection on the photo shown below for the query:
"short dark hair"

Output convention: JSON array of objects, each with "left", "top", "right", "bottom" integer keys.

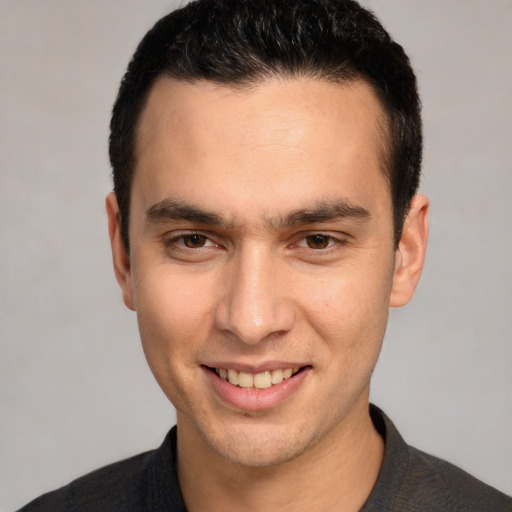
[{"left": 109, "top": 0, "right": 422, "bottom": 251}]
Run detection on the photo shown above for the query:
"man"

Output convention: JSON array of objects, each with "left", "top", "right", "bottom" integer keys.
[{"left": 19, "top": 0, "right": 511, "bottom": 511}]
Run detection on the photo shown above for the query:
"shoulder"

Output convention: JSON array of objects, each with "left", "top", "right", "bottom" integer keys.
[
  {"left": 17, "top": 427, "right": 186, "bottom": 512},
  {"left": 364, "top": 405, "right": 512, "bottom": 512},
  {"left": 17, "top": 450, "right": 154, "bottom": 512},
  {"left": 404, "top": 446, "right": 512, "bottom": 511}
]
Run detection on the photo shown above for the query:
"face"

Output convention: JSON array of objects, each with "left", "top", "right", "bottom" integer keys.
[{"left": 108, "top": 77, "right": 427, "bottom": 467}]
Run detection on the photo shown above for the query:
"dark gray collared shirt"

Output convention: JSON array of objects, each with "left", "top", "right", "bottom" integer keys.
[{"left": 18, "top": 405, "right": 511, "bottom": 511}]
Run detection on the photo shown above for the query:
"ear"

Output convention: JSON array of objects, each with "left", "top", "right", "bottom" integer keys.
[
  {"left": 389, "top": 194, "right": 429, "bottom": 308},
  {"left": 106, "top": 192, "right": 135, "bottom": 311}
]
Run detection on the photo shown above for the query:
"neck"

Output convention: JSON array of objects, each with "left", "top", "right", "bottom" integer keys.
[{"left": 176, "top": 402, "right": 384, "bottom": 512}]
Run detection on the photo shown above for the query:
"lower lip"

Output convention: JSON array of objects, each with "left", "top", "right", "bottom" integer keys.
[{"left": 203, "top": 367, "right": 311, "bottom": 412}]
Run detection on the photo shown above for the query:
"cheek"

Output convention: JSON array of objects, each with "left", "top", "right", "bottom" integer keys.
[
  {"left": 298, "top": 263, "right": 392, "bottom": 357},
  {"left": 132, "top": 265, "right": 215, "bottom": 372}
]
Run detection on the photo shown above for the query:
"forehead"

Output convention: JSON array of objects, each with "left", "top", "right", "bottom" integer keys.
[{"left": 133, "top": 76, "right": 391, "bottom": 224}]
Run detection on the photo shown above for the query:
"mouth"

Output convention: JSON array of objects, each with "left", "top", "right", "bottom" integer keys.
[
  {"left": 208, "top": 366, "right": 304, "bottom": 389},
  {"left": 203, "top": 364, "right": 311, "bottom": 411}
]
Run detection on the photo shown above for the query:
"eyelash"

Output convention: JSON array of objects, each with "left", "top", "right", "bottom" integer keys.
[
  {"left": 163, "top": 232, "right": 218, "bottom": 251},
  {"left": 296, "top": 233, "right": 339, "bottom": 250},
  {"left": 161, "top": 231, "right": 348, "bottom": 257}
]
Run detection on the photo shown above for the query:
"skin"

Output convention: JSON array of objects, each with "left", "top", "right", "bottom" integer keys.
[{"left": 107, "top": 77, "right": 429, "bottom": 512}]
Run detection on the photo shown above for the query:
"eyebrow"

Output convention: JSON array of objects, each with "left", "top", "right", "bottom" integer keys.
[
  {"left": 146, "top": 198, "right": 370, "bottom": 229},
  {"left": 146, "top": 199, "right": 228, "bottom": 226},
  {"left": 278, "top": 200, "right": 370, "bottom": 229}
]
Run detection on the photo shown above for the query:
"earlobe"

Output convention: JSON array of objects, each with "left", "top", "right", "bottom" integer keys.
[
  {"left": 389, "top": 194, "right": 429, "bottom": 308},
  {"left": 106, "top": 193, "right": 136, "bottom": 311}
]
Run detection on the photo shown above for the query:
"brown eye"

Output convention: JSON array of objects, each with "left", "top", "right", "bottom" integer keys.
[
  {"left": 182, "top": 234, "right": 208, "bottom": 248},
  {"left": 305, "top": 234, "right": 331, "bottom": 249}
]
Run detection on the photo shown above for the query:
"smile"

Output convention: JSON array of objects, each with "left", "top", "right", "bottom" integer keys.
[
  {"left": 203, "top": 364, "right": 311, "bottom": 411},
  {"left": 213, "top": 367, "right": 301, "bottom": 389}
]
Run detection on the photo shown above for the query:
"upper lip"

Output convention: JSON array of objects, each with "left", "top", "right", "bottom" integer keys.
[{"left": 202, "top": 361, "right": 308, "bottom": 372}]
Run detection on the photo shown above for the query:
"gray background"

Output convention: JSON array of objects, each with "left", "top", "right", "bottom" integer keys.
[{"left": 1, "top": 1, "right": 510, "bottom": 510}]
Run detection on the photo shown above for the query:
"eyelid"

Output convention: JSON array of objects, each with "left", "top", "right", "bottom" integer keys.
[
  {"left": 162, "top": 230, "right": 220, "bottom": 249},
  {"left": 286, "top": 232, "right": 350, "bottom": 261},
  {"left": 296, "top": 234, "right": 336, "bottom": 249},
  {"left": 161, "top": 229, "right": 348, "bottom": 253},
  {"left": 292, "top": 231, "right": 347, "bottom": 245}
]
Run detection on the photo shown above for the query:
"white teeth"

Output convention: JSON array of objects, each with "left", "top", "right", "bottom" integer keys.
[
  {"left": 254, "top": 371, "right": 272, "bottom": 389},
  {"left": 271, "top": 369, "right": 283, "bottom": 384},
  {"left": 216, "top": 367, "right": 301, "bottom": 388},
  {"left": 227, "top": 369, "right": 239, "bottom": 385},
  {"left": 238, "top": 371, "right": 253, "bottom": 388}
]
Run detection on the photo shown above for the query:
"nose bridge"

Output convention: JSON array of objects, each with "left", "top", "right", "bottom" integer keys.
[{"left": 215, "top": 242, "right": 293, "bottom": 344}]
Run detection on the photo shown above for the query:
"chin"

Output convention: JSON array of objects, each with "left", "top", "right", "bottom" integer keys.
[{"left": 196, "top": 417, "right": 320, "bottom": 468}]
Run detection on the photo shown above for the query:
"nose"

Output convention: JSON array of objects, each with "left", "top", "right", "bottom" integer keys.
[{"left": 214, "top": 244, "right": 295, "bottom": 345}]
